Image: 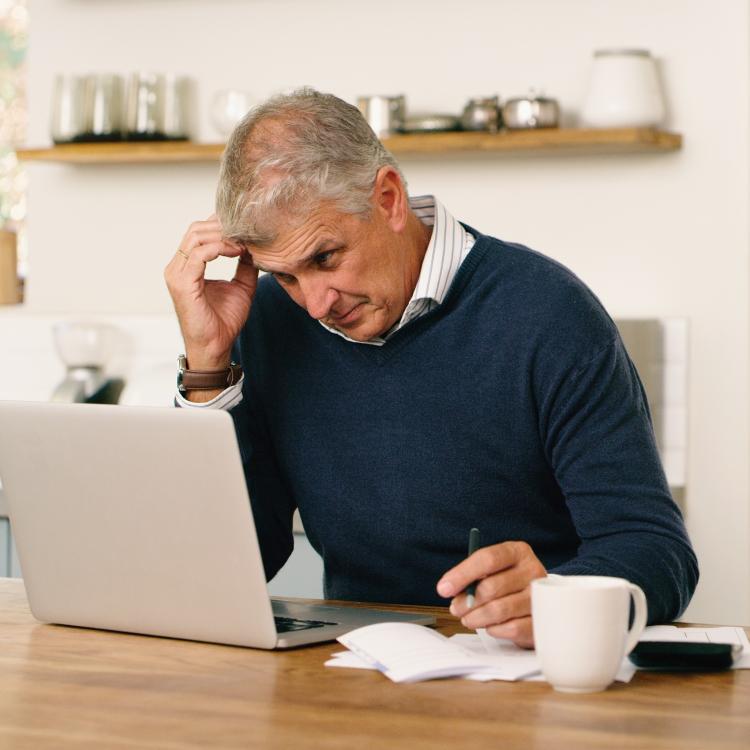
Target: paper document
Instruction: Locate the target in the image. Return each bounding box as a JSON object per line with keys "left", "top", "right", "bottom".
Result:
{"left": 337, "top": 622, "right": 490, "bottom": 683}
{"left": 330, "top": 622, "right": 749, "bottom": 683}
{"left": 328, "top": 629, "right": 636, "bottom": 683}
{"left": 447, "top": 633, "right": 544, "bottom": 681}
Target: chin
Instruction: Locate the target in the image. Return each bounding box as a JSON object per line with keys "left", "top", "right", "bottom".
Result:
{"left": 342, "top": 317, "right": 388, "bottom": 342}
{"left": 341, "top": 327, "right": 377, "bottom": 342}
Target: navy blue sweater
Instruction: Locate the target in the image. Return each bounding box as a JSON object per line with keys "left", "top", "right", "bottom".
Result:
{"left": 231, "top": 231, "right": 698, "bottom": 622}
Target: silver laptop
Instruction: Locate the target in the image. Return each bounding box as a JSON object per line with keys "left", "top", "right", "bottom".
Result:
{"left": 0, "top": 401, "right": 434, "bottom": 648}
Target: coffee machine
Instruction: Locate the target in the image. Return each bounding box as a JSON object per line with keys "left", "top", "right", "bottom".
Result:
{"left": 50, "top": 321, "right": 125, "bottom": 404}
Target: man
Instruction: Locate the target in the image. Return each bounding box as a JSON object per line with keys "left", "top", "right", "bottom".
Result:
{"left": 165, "top": 88, "right": 698, "bottom": 648}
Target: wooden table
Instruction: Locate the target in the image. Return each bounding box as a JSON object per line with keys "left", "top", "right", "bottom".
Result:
{"left": 0, "top": 578, "right": 747, "bottom": 749}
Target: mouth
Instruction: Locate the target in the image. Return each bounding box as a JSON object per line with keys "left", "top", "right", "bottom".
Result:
{"left": 329, "top": 303, "right": 364, "bottom": 327}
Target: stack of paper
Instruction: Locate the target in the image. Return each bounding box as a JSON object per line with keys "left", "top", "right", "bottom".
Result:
{"left": 335, "top": 623, "right": 491, "bottom": 683}
{"left": 328, "top": 623, "right": 749, "bottom": 684}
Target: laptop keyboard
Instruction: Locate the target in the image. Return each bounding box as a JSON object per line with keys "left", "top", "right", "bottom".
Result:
{"left": 274, "top": 615, "right": 338, "bottom": 633}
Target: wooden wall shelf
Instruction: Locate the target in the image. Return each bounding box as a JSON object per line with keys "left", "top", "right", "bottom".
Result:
{"left": 15, "top": 128, "right": 682, "bottom": 164}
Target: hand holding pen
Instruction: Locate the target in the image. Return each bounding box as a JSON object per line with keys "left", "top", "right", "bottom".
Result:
{"left": 436, "top": 529, "right": 548, "bottom": 650}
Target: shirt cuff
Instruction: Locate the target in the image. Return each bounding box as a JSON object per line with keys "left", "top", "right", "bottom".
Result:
{"left": 174, "top": 375, "right": 244, "bottom": 410}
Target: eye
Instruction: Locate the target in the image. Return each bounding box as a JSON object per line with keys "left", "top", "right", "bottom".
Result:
{"left": 315, "top": 250, "right": 336, "bottom": 267}
{"left": 273, "top": 272, "right": 296, "bottom": 285}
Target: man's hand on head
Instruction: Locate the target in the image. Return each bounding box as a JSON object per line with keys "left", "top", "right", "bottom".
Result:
{"left": 436, "top": 541, "right": 547, "bottom": 649}
{"left": 164, "top": 214, "right": 258, "bottom": 372}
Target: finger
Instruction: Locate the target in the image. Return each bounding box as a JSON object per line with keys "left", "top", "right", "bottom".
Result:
{"left": 205, "top": 213, "right": 232, "bottom": 237}
{"left": 448, "top": 548, "right": 546, "bottom": 618}
{"left": 460, "top": 589, "right": 530, "bottom": 630}
{"left": 185, "top": 217, "right": 222, "bottom": 237}
{"left": 180, "top": 226, "right": 224, "bottom": 254}
{"left": 436, "top": 541, "right": 526, "bottom": 599}
{"left": 473, "top": 554, "right": 546, "bottom": 605}
{"left": 451, "top": 567, "right": 533, "bottom": 616}
{"left": 166, "top": 241, "right": 241, "bottom": 285}
{"left": 231, "top": 256, "right": 259, "bottom": 294}
{"left": 182, "top": 240, "right": 244, "bottom": 268}
{"left": 486, "top": 615, "right": 535, "bottom": 649}
{"left": 449, "top": 592, "right": 470, "bottom": 617}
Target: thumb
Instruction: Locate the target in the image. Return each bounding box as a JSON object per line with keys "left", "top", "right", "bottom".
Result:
{"left": 232, "top": 256, "right": 259, "bottom": 295}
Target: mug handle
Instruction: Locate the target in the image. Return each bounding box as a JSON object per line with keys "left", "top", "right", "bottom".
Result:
{"left": 624, "top": 582, "right": 648, "bottom": 655}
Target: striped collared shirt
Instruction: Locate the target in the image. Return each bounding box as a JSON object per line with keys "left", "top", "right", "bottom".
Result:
{"left": 176, "top": 195, "right": 475, "bottom": 409}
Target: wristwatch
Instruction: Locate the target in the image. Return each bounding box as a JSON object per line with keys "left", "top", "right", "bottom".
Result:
{"left": 177, "top": 355, "right": 243, "bottom": 394}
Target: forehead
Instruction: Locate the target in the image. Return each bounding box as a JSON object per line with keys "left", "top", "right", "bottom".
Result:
{"left": 248, "top": 203, "right": 363, "bottom": 269}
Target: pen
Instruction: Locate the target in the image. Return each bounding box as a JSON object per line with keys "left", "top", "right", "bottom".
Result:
{"left": 466, "top": 527, "right": 480, "bottom": 608}
{"left": 465, "top": 527, "right": 495, "bottom": 653}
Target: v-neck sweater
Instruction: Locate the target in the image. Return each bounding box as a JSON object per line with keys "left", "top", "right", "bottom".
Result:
{"left": 231, "top": 230, "right": 698, "bottom": 622}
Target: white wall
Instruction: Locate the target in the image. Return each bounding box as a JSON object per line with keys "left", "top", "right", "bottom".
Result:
{"left": 6, "top": 0, "right": 749, "bottom": 623}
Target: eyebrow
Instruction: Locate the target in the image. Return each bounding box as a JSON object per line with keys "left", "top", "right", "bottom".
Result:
{"left": 251, "top": 240, "right": 339, "bottom": 275}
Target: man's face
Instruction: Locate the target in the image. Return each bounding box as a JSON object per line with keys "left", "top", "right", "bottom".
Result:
{"left": 248, "top": 201, "right": 419, "bottom": 341}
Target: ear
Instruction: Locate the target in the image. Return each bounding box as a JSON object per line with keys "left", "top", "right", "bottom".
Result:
{"left": 372, "top": 166, "right": 409, "bottom": 233}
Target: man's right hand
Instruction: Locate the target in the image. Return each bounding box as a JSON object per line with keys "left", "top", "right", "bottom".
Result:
{"left": 164, "top": 215, "right": 258, "bottom": 377}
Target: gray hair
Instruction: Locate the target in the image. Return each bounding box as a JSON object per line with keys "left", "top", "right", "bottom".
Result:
{"left": 215, "top": 87, "right": 406, "bottom": 246}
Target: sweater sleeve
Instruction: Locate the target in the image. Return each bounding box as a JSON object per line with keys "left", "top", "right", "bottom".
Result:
{"left": 539, "top": 336, "right": 699, "bottom": 623}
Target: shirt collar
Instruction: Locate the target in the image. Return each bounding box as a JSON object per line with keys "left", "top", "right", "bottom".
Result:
{"left": 407, "top": 195, "right": 469, "bottom": 309}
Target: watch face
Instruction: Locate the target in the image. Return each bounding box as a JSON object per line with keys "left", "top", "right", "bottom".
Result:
{"left": 177, "top": 355, "right": 187, "bottom": 393}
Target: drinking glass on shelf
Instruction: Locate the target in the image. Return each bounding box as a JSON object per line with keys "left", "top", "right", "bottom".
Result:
{"left": 125, "top": 72, "right": 162, "bottom": 139}
{"left": 210, "top": 90, "right": 253, "bottom": 138}
{"left": 50, "top": 75, "right": 85, "bottom": 143}
{"left": 81, "top": 74, "right": 125, "bottom": 141}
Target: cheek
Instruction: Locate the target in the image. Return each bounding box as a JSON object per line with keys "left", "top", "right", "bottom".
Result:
{"left": 282, "top": 285, "right": 306, "bottom": 309}
{"left": 360, "top": 264, "right": 398, "bottom": 303}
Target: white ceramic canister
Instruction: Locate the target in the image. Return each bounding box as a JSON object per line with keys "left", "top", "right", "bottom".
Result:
{"left": 581, "top": 49, "right": 665, "bottom": 128}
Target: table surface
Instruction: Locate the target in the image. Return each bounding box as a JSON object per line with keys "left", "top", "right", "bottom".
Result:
{"left": 0, "top": 578, "right": 748, "bottom": 750}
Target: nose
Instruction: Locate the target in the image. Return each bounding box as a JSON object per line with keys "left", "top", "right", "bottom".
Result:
{"left": 299, "top": 276, "right": 339, "bottom": 320}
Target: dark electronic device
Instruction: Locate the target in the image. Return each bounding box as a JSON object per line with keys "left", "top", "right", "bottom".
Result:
{"left": 629, "top": 641, "right": 741, "bottom": 671}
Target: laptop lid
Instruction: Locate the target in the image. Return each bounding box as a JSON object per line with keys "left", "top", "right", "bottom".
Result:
{"left": 0, "top": 401, "right": 434, "bottom": 649}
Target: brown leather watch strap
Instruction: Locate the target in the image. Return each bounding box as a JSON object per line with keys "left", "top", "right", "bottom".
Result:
{"left": 177, "top": 355, "right": 243, "bottom": 393}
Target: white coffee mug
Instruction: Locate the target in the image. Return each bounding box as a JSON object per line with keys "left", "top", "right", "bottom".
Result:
{"left": 531, "top": 575, "right": 647, "bottom": 693}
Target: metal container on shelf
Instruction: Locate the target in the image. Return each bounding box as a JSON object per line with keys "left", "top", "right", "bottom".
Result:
{"left": 460, "top": 97, "right": 500, "bottom": 132}
{"left": 502, "top": 94, "right": 560, "bottom": 130}
{"left": 401, "top": 113, "right": 460, "bottom": 133}
{"left": 357, "top": 95, "right": 406, "bottom": 137}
